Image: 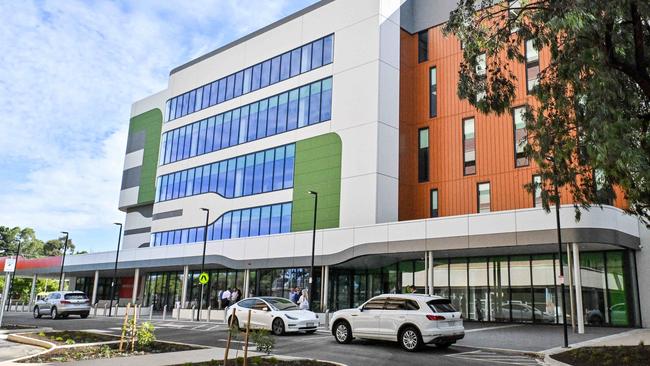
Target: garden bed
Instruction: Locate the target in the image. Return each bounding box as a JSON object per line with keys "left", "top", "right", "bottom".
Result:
{"left": 551, "top": 345, "right": 650, "bottom": 366}
{"left": 18, "top": 341, "right": 200, "bottom": 363}
{"left": 24, "top": 330, "right": 118, "bottom": 345}
{"left": 174, "top": 358, "right": 338, "bottom": 366}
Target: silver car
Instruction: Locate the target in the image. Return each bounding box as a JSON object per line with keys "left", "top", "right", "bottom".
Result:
{"left": 33, "top": 291, "right": 91, "bottom": 319}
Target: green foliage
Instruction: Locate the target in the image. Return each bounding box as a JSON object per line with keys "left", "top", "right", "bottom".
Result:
{"left": 65, "top": 338, "right": 75, "bottom": 345}
{"left": 444, "top": 0, "right": 650, "bottom": 222}
{"left": 137, "top": 322, "right": 156, "bottom": 348}
{"left": 250, "top": 329, "right": 274, "bottom": 355}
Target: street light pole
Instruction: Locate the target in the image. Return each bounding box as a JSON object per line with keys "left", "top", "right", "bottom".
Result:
{"left": 5, "top": 240, "right": 23, "bottom": 311}
{"left": 554, "top": 184, "right": 569, "bottom": 348}
{"left": 58, "top": 232, "right": 69, "bottom": 291}
{"left": 198, "top": 208, "right": 209, "bottom": 321}
{"left": 308, "top": 191, "right": 318, "bottom": 311}
{"left": 108, "top": 223, "right": 122, "bottom": 317}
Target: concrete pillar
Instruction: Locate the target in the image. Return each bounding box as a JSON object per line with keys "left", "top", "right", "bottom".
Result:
{"left": 243, "top": 269, "right": 250, "bottom": 298}
{"left": 572, "top": 243, "right": 585, "bottom": 334}
{"left": 132, "top": 268, "right": 140, "bottom": 305}
{"left": 567, "top": 243, "right": 576, "bottom": 330}
{"left": 29, "top": 274, "right": 38, "bottom": 304}
{"left": 181, "top": 265, "right": 189, "bottom": 308}
{"left": 59, "top": 273, "right": 65, "bottom": 291}
{"left": 91, "top": 271, "right": 99, "bottom": 304}
{"left": 321, "top": 265, "right": 329, "bottom": 311}
{"left": 428, "top": 251, "right": 434, "bottom": 295}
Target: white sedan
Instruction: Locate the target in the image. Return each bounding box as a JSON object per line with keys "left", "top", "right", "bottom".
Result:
{"left": 226, "top": 296, "right": 319, "bottom": 335}
{"left": 329, "top": 293, "right": 464, "bottom": 351}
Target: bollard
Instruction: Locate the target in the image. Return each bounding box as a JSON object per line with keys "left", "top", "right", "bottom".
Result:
{"left": 149, "top": 304, "right": 153, "bottom": 321}
{"left": 325, "top": 310, "right": 330, "bottom": 328}
{"left": 177, "top": 305, "right": 181, "bottom": 320}
{"left": 103, "top": 304, "right": 108, "bottom": 316}
{"left": 115, "top": 303, "right": 119, "bottom": 316}
{"left": 13, "top": 302, "right": 17, "bottom": 312}
{"left": 93, "top": 305, "right": 98, "bottom": 317}
{"left": 191, "top": 305, "right": 196, "bottom": 322}
{"left": 207, "top": 306, "right": 211, "bottom": 322}
{"left": 22, "top": 302, "right": 26, "bottom": 312}
{"left": 162, "top": 305, "right": 167, "bottom": 321}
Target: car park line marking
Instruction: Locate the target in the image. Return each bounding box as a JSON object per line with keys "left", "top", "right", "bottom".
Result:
{"left": 464, "top": 324, "right": 522, "bottom": 333}
{"left": 446, "top": 350, "right": 541, "bottom": 365}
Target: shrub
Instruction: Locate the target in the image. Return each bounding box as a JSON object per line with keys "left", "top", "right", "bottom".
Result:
{"left": 250, "top": 329, "right": 274, "bottom": 355}
{"left": 137, "top": 322, "right": 156, "bottom": 349}
{"left": 65, "top": 338, "right": 75, "bottom": 345}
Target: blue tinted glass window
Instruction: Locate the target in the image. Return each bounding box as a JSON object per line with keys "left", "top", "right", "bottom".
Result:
{"left": 161, "top": 232, "right": 169, "bottom": 245}
{"left": 253, "top": 152, "right": 264, "bottom": 194}
{"left": 181, "top": 229, "right": 189, "bottom": 243}
{"left": 155, "top": 177, "right": 162, "bottom": 201}
{"left": 287, "top": 89, "right": 299, "bottom": 130}
{"left": 267, "top": 96, "right": 278, "bottom": 136}
{"left": 217, "top": 78, "right": 226, "bottom": 103}
{"left": 173, "top": 172, "right": 181, "bottom": 199}
{"left": 270, "top": 56, "right": 281, "bottom": 84}
{"left": 164, "top": 132, "right": 172, "bottom": 164}
{"left": 205, "top": 117, "right": 215, "bottom": 153}
{"left": 323, "top": 35, "right": 334, "bottom": 64}
{"left": 197, "top": 120, "right": 207, "bottom": 155}
{"left": 195, "top": 88, "right": 202, "bottom": 111}
{"left": 280, "top": 52, "right": 291, "bottom": 80}
{"left": 181, "top": 93, "right": 190, "bottom": 116}
{"left": 273, "top": 146, "right": 285, "bottom": 190}
{"left": 250, "top": 208, "right": 261, "bottom": 236}
{"left": 270, "top": 204, "right": 282, "bottom": 234}
{"left": 260, "top": 206, "right": 271, "bottom": 235}
{"left": 169, "top": 99, "right": 176, "bottom": 121}
{"left": 231, "top": 211, "right": 241, "bottom": 239}
{"left": 309, "top": 82, "right": 322, "bottom": 124}
{"left": 243, "top": 67, "right": 252, "bottom": 94}
{"left": 226, "top": 74, "right": 235, "bottom": 100}
{"left": 202, "top": 85, "right": 211, "bottom": 108}
{"left": 188, "top": 228, "right": 197, "bottom": 243}
{"left": 277, "top": 93, "right": 288, "bottom": 133}
{"left": 213, "top": 115, "right": 223, "bottom": 150}
{"left": 201, "top": 165, "right": 210, "bottom": 193}
{"left": 159, "top": 175, "right": 167, "bottom": 201}
{"left": 186, "top": 169, "right": 195, "bottom": 196}
{"left": 243, "top": 154, "right": 255, "bottom": 196}
{"left": 209, "top": 81, "right": 219, "bottom": 105}
{"left": 193, "top": 166, "right": 203, "bottom": 195}
{"left": 213, "top": 218, "right": 223, "bottom": 240}
{"left": 321, "top": 78, "right": 332, "bottom": 121}
{"left": 222, "top": 212, "right": 232, "bottom": 239}
{"left": 226, "top": 158, "right": 236, "bottom": 197}
{"left": 234, "top": 71, "right": 244, "bottom": 97}
{"left": 298, "top": 85, "right": 310, "bottom": 127}
{"left": 196, "top": 227, "right": 205, "bottom": 243}
{"left": 251, "top": 64, "right": 262, "bottom": 91}
{"left": 190, "top": 123, "right": 199, "bottom": 157}
{"left": 179, "top": 171, "right": 188, "bottom": 198}
{"left": 234, "top": 156, "right": 245, "bottom": 197}
{"left": 263, "top": 149, "right": 274, "bottom": 192}
{"left": 221, "top": 112, "right": 232, "bottom": 148}
{"left": 290, "top": 48, "right": 301, "bottom": 77}
{"left": 247, "top": 103, "right": 258, "bottom": 141}
{"left": 174, "top": 97, "right": 182, "bottom": 119}
{"left": 284, "top": 144, "right": 295, "bottom": 188}
{"left": 311, "top": 39, "right": 323, "bottom": 69}
{"left": 240, "top": 209, "right": 251, "bottom": 237}
{"left": 257, "top": 100, "right": 268, "bottom": 139}
{"left": 281, "top": 203, "right": 292, "bottom": 232}
{"left": 188, "top": 90, "right": 196, "bottom": 114}
{"left": 209, "top": 163, "right": 219, "bottom": 192}
{"left": 261, "top": 60, "right": 271, "bottom": 88}
{"left": 238, "top": 106, "right": 249, "bottom": 144}
{"left": 182, "top": 126, "right": 191, "bottom": 159}
{"left": 217, "top": 161, "right": 227, "bottom": 196}
{"left": 301, "top": 44, "right": 312, "bottom": 73}
{"left": 170, "top": 129, "right": 179, "bottom": 163}
{"left": 230, "top": 109, "right": 240, "bottom": 147}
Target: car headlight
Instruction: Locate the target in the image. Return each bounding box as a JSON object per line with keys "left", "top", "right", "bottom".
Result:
{"left": 285, "top": 314, "right": 298, "bottom": 320}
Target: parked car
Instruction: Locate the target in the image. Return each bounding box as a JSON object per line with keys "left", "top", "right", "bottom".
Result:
{"left": 225, "top": 296, "right": 319, "bottom": 335}
{"left": 329, "top": 294, "right": 464, "bottom": 352}
{"left": 33, "top": 291, "right": 91, "bottom": 319}
{"left": 493, "top": 301, "right": 556, "bottom": 323}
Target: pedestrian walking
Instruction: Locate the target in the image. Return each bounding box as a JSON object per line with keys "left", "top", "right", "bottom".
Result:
{"left": 221, "top": 288, "right": 231, "bottom": 308}
{"left": 298, "top": 289, "right": 310, "bottom": 310}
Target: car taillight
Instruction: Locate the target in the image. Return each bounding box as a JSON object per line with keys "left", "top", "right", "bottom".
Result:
{"left": 60, "top": 300, "right": 71, "bottom": 304}
{"left": 426, "top": 315, "right": 445, "bottom": 321}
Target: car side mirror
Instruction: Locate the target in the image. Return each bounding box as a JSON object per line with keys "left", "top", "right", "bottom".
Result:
{"left": 359, "top": 307, "right": 364, "bottom": 312}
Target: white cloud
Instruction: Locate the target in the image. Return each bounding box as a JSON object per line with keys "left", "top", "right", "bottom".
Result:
{"left": 0, "top": 0, "right": 316, "bottom": 250}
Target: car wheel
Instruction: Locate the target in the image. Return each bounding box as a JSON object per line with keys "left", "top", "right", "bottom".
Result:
{"left": 51, "top": 307, "right": 59, "bottom": 319}
{"left": 33, "top": 307, "right": 41, "bottom": 319}
{"left": 272, "top": 318, "right": 285, "bottom": 336}
{"left": 80, "top": 312, "right": 89, "bottom": 319}
{"left": 399, "top": 326, "right": 422, "bottom": 352}
{"left": 333, "top": 320, "right": 352, "bottom": 344}
{"left": 435, "top": 342, "right": 452, "bottom": 349}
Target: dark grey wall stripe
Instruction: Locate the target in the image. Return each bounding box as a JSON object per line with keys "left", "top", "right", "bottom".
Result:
{"left": 124, "top": 227, "right": 151, "bottom": 236}
{"left": 126, "top": 130, "right": 146, "bottom": 154}
{"left": 152, "top": 209, "right": 183, "bottom": 221}
{"left": 121, "top": 166, "right": 142, "bottom": 190}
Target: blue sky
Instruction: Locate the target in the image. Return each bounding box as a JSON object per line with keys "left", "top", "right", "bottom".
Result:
{"left": 0, "top": 0, "right": 317, "bottom": 253}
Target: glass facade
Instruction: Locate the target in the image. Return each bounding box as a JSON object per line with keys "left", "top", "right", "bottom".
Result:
{"left": 160, "top": 78, "right": 332, "bottom": 165}
{"left": 165, "top": 34, "right": 334, "bottom": 122}
{"left": 156, "top": 144, "right": 295, "bottom": 202}
{"left": 329, "top": 251, "right": 636, "bottom": 327}
{"left": 151, "top": 202, "right": 292, "bottom": 246}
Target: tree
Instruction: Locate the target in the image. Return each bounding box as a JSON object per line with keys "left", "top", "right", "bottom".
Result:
{"left": 444, "top": 0, "right": 650, "bottom": 222}
{"left": 43, "top": 236, "right": 76, "bottom": 257}
{"left": 0, "top": 226, "right": 44, "bottom": 258}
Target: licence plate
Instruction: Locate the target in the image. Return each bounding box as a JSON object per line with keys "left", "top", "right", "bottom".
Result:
{"left": 448, "top": 321, "right": 459, "bottom": 327}
{"left": 306, "top": 322, "right": 314, "bottom": 327}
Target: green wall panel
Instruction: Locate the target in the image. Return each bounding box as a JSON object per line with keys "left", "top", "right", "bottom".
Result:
{"left": 291, "top": 133, "right": 342, "bottom": 232}
{"left": 129, "top": 109, "right": 162, "bottom": 205}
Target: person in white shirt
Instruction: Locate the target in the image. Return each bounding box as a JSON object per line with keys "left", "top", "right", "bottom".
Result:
{"left": 298, "top": 289, "right": 310, "bottom": 310}
{"left": 221, "top": 288, "right": 232, "bottom": 308}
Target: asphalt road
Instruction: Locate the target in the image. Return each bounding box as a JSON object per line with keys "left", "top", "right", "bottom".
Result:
{"left": 1, "top": 312, "right": 563, "bottom": 366}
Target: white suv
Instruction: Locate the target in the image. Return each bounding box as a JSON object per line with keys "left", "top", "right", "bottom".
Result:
{"left": 329, "top": 294, "right": 464, "bottom": 351}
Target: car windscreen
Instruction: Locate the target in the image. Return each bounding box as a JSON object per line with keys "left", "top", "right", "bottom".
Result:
{"left": 262, "top": 297, "right": 298, "bottom": 311}
{"left": 427, "top": 299, "right": 457, "bottom": 313}
{"left": 64, "top": 293, "right": 88, "bottom": 300}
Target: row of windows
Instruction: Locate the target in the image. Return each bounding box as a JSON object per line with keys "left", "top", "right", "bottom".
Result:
{"left": 160, "top": 78, "right": 332, "bottom": 165}
{"left": 165, "top": 34, "right": 334, "bottom": 122}
{"left": 155, "top": 144, "right": 295, "bottom": 202}
{"left": 151, "top": 202, "right": 292, "bottom": 246}
{"left": 428, "top": 176, "right": 542, "bottom": 218}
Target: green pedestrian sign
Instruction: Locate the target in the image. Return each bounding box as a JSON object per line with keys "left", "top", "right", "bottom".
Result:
{"left": 198, "top": 272, "right": 209, "bottom": 285}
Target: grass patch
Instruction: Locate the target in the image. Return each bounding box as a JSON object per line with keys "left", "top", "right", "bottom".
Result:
{"left": 551, "top": 345, "right": 650, "bottom": 366}
{"left": 175, "top": 358, "right": 336, "bottom": 366}
{"left": 18, "top": 341, "right": 199, "bottom": 363}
